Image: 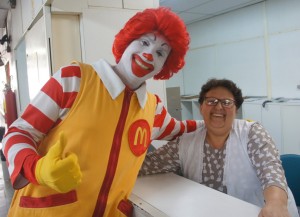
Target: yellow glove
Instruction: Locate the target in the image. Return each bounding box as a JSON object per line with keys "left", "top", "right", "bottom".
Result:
{"left": 35, "top": 132, "right": 82, "bottom": 193}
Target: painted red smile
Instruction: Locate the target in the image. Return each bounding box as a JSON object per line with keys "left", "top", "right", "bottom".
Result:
{"left": 131, "top": 54, "right": 154, "bottom": 77}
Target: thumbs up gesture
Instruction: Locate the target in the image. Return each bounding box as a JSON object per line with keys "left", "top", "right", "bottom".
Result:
{"left": 35, "top": 132, "right": 82, "bottom": 193}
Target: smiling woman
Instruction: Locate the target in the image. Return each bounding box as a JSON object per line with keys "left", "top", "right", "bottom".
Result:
{"left": 140, "top": 78, "right": 299, "bottom": 217}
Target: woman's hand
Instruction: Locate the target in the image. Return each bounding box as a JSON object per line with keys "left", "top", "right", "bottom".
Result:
{"left": 259, "top": 202, "right": 290, "bottom": 217}
{"left": 259, "top": 186, "right": 290, "bottom": 217}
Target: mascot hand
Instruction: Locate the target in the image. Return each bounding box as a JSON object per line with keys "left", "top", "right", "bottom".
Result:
{"left": 35, "top": 132, "right": 82, "bottom": 193}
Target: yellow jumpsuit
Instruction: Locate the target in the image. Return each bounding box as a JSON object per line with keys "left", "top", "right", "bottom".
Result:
{"left": 8, "top": 63, "right": 156, "bottom": 217}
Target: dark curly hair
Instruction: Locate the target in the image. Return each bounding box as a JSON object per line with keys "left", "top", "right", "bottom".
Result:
{"left": 198, "top": 78, "right": 244, "bottom": 109}
{"left": 112, "top": 7, "right": 190, "bottom": 80}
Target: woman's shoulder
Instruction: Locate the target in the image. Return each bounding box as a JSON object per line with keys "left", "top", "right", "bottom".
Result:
{"left": 232, "top": 119, "right": 258, "bottom": 129}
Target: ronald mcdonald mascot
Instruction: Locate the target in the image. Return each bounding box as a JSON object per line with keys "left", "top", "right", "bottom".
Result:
{"left": 2, "top": 7, "right": 199, "bottom": 217}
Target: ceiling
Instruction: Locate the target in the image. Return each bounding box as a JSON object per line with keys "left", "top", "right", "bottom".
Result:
{"left": 0, "top": 0, "right": 266, "bottom": 32}
{"left": 159, "top": 0, "right": 265, "bottom": 24}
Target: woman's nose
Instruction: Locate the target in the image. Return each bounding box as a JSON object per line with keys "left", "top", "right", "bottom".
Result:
{"left": 215, "top": 101, "right": 224, "bottom": 109}
{"left": 143, "top": 53, "right": 153, "bottom": 61}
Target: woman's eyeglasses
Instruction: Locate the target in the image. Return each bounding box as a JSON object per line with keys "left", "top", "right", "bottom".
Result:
{"left": 204, "top": 97, "right": 236, "bottom": 108}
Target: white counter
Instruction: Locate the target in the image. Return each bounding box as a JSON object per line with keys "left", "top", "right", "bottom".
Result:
{"left": 130, "top": 173, "right": 260, "bottom": 217}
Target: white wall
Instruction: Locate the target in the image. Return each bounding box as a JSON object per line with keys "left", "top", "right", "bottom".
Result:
{"left": 51, "top": 14, "right": 82, "bottom": 72}
{"left": 80, "top": 7, "right": 137, "bottom": 64}
{"left": 15, "top": 39, "right": 30, "bottom": 113}
{"left": 167, "top": 0, "right": 300, "bottom": 99}
{"left": 25, "top": 15, "right": 51, "bottom": 100}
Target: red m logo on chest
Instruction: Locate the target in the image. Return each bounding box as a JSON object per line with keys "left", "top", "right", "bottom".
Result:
{"left": 128, "top": 120, "right": 151, "bottom": 156}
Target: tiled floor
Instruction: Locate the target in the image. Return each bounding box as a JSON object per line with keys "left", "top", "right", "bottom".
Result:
{"left": 0, "top": 161, "right": 13, "bottom": 217}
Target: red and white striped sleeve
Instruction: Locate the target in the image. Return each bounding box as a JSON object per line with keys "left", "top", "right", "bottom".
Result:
{"left": 2, "top": 64, "right": 82, "bottom": 189}
{"left": 151, "top": 95, "right": 200, "bottom": 141}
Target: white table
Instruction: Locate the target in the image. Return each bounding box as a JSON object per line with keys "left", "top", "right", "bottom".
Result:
{"left": 130, "top": 173, "right": 261, "bottom": 217}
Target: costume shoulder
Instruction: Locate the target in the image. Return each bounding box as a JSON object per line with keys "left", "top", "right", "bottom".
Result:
{"left": 71, "top": 61, "right": 94, "bottom": 73}
{"left": 181, "top": 120, "right": 205, "bottom": 139}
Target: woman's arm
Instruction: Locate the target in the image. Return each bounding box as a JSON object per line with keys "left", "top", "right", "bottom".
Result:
{"left": 139, "top": 138, "right": 181, "bottom": 176}
{"left": 247, "top": 122, "right": 290, "bottom": 217}
{"left": 259, "top": 186, "right": 290, "bottom": 217}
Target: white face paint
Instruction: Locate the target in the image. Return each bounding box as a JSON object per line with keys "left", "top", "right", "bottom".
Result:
{"left": 114, "top": 33, "right": 171, "bottom": 90}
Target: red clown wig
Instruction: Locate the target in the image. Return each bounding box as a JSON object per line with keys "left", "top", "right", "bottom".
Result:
{"left": 112, "top": 7, "right": 190, "bottom": 80}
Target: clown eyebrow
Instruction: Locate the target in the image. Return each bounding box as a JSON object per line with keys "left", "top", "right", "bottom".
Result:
{"left": 161, "top": 43, "right": 169, "bottom": 48}
{"left": 145, "top": 33, "right": 170, "bottom": 50}
{"left": 142, "top": 34, "right": 156, "bottom": 42}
